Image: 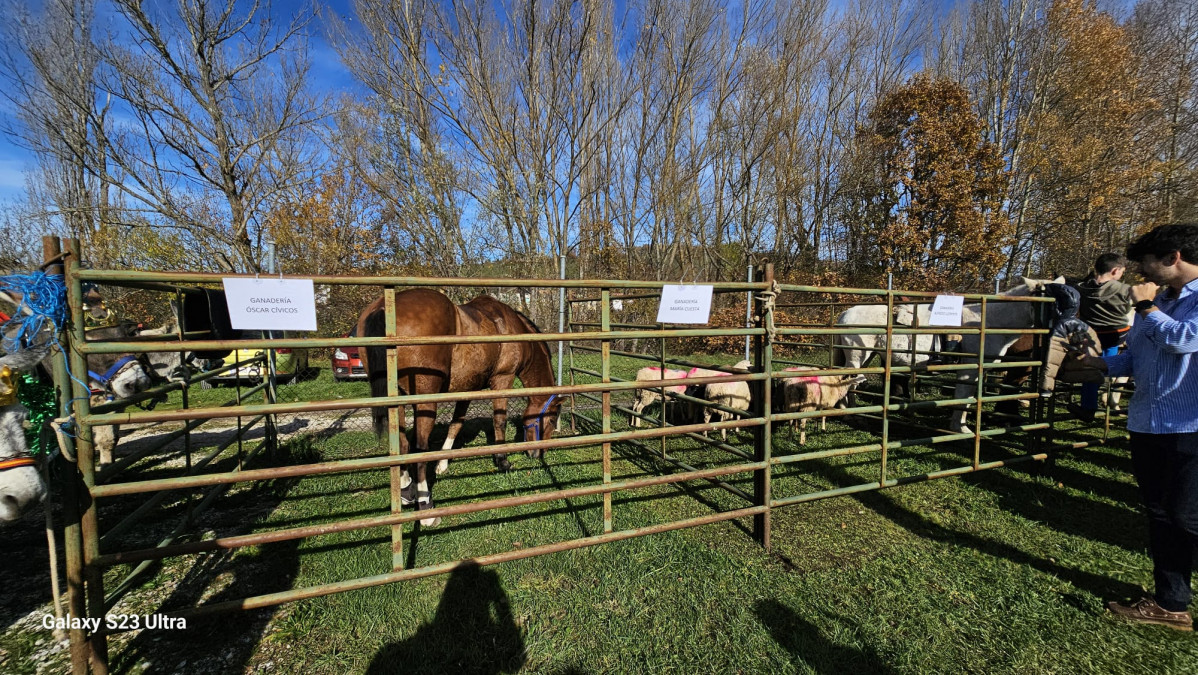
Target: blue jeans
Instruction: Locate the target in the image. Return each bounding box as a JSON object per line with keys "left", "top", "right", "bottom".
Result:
{"left": 1080, "top": 343, "right": 1121, "bottom": 411}
{"left": 1129, "top": 431, "right": 1198, "bottom": 612}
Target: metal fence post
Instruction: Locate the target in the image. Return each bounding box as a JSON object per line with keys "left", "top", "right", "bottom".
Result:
{"left": 753, "top": 264, "right": 774, "bottom": 550}
{"left": 65, "top": 238, "right": 110, "bottom": 673}
{"left": 601, "top": 287, "right": 613, "bottom": 533}
{"left": 974, "top": 298, "right": 989, "bottom": 468}
{"left": 881, "top": 274, "right": 893, "bottom": 486}
{"left": 384, "top": 288, "right": 405, "bottom": 571}
{"left": 745, "top": 264, "right": 752, "bottom": 363}
{"left": 264, "top": 240, "right": 279, "bottom": 455}
{"left": 45, "top": 237, "right": 88, "bottom": 675}
{"left": 557, "top": 255, "right": 566, "bottom": 431}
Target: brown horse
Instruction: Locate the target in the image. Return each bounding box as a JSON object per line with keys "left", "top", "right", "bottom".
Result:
{"left": 358, "top": 289, "right": 562, "bottom": 526}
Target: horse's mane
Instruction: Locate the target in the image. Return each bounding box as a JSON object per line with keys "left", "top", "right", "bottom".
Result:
{"left": 510, "top": 307, "right": 542, "bottom": 334}
{"left": 509, "top": 306, "right": 551, "bottom": 362}
{"left": 1001, "top": 284, "right": 1032, "bottom": 297}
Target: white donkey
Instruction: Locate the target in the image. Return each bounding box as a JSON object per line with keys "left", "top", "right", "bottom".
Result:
{"left": 0, "top": 347, "right": 50, "bottom": 525}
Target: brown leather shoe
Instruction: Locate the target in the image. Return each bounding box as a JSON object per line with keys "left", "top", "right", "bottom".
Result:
{"left": 1108, "top": 597, "right": 1194, "bottom": 631}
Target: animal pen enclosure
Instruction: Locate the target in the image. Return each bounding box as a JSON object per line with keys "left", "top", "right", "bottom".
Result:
{"left": 43, "top": 237, "right": 1100, "bottom": 675}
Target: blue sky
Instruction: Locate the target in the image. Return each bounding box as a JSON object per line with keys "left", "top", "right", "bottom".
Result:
{"left": 0, "top": 0, "right": 362, "bottom": 205}
{"left": 0, "top": 0, "right": 979, "bottom": 210}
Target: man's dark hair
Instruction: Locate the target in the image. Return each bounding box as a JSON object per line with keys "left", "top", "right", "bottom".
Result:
{"left": 1126, "top": 224, "right": 1198, "bottom": 264}
{"left": 1093, "top": 253, "right": 1127, "bottom": 275}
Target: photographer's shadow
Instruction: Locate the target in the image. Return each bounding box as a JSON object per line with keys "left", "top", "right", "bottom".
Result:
{"left": 366, "top": 561, "right": 526, "bottom": 675}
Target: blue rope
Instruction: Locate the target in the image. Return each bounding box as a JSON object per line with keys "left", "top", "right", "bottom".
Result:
{"left": 0, "top": 272, "right": 93, "bottom": 421}
{"left": 1, "top": 271, "right": 67, "bottom": 353}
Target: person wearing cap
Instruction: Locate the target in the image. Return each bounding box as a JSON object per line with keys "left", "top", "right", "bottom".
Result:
{"left": 1068, "top": 253, "right": 1134, "bottom": 421}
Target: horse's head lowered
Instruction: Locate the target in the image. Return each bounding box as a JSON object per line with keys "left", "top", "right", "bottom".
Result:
{"left": 522, "top": 393, "right": 563, "bottom": 456}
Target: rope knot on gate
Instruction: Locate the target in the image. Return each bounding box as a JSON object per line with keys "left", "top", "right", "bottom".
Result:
{"left": 754, "top": 280, "right": 781, "bottom": 343}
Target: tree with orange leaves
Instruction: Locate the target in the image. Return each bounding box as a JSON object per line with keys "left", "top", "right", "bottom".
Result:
{"left": 1022, "top": 0, "right": 1155, "bottom": 273}
{"left": 842, "top": 74, "right": 1011, "bottom": 291}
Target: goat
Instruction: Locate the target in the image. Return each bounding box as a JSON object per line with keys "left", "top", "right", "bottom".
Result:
{"left": 778, "top": 366, "right": 866, "bottom": 445}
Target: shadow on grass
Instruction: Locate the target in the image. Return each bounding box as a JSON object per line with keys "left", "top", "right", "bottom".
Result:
{"left": 365, "top": 561, "right": 525, "bottom": 675}
{"left": 803, "top": 459, "right": 1146, "bottom": 603}
{"left": 571, "top": 412, "right": 756, "bottom": 540}
{"left": 961, "top": 464, "right": 1145, "bottom": 554}
{"left": 107, "top": 441, "right": 319, "bottom": 674}
{"left": 755, "top": 599, "right": 896, "bottom": 674}
{"left": 1013, "top": 454, "right": 1140, "bottom": 508}
{"left": 108, "top": 525, "right": 301, "bottom": 674}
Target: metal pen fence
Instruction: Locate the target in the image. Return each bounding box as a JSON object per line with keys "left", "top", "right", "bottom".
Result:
{"left": 48, "top": 240, "right": 1082, "bottom": 675}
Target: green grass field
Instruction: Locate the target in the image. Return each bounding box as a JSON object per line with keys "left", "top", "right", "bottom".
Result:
{"left": 3, "top": 351, "right": 1196, "bottom": 674}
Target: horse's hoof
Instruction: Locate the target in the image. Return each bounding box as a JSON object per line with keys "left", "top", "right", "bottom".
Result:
{"left": 416, "top": 492, "right": 439, "bottom": 526}
{"left": 435, "top": 459, "right": 450, "bottom": 475}
{"left": 525, "top": 448, "right": 542, "bottom": 459}
{"left": 493, "top": 456, "right": 512, "bottom": 472}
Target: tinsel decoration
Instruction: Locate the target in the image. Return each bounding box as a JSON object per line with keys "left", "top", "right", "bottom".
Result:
{"left": 17, "top": 372, "right": 56, "bottom": 453}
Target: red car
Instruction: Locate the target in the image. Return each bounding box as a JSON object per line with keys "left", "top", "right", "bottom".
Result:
{"left": 332, "top": 327, "right": 367, "bottom": 381}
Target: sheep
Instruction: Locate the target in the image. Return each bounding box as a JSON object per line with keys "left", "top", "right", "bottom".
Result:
{"left": 778, "top": 366, "right": 866, "bottom": 445}
{"left": 629, "top": 366, "right": 695, "bottom": 427}
{"left": 689, "top": 360, "right": 753, "bottom": 441}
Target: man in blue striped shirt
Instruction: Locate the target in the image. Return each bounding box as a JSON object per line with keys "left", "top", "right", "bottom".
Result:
{"left": 1078, "top": 224, "right": 1198, "bottom": 630}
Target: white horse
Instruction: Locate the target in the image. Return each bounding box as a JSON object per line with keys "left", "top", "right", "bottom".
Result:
{"left": 0, "top": 347, "right": 50, "bottom": 525}
{"left": 948, "top": 278, "right": 1063, "bottom": 433}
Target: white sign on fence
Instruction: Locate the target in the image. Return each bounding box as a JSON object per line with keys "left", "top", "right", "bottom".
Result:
{"left": 222, "top": 277, "right": 318, "bottom": 331}
{"left": 928, "top": 294, "right": 965, "bottom": 326}
{"left": 656, "top": 285, "right": 714, "bottom": 324}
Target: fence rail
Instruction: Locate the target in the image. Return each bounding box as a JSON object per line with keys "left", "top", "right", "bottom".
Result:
{"left": 51, "top": 241, "right": 1085, "bottom": 675}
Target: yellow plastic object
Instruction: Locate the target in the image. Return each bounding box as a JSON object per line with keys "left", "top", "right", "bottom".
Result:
{"left": 0, "top": 366, "right": 19, "bottom": 407}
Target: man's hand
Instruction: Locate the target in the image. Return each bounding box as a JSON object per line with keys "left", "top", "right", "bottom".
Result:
{"left": 1131, "top": 282, "right": 1160, "bottom": 304}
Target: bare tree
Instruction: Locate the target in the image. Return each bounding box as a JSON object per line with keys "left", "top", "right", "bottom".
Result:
{"left": 1130, "top": 0, "right": 1198, "bottom": 225}
{"left": 333, "top": 0, "right": 469, "bottom": 277}
{"left": 0, "top": 0, "right": 113, "bottom": 247}
{"left": 822, "top": 0, "right": 930, "bottom": 270}
{"left": 94, "top": 0, "right": 325, "bottom": 272}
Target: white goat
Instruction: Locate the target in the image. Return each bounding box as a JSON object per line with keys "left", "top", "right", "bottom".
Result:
{"left": 779, "top": 366, "right": 866, "bottom": 445}
{"left": 629, "top": 366, "right": 696, "bottom": 427}
{"left": 691, "top": 360, "right": 753, "bottom": 441}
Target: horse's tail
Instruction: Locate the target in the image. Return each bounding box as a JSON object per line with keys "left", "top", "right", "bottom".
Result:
{"left": 363, "top": 308, "right": 389, "bottom": 438}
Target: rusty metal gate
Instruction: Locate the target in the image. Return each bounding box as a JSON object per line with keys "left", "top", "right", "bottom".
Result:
{"left": 48, "top": 239, "right": 1085, "bottom": 674}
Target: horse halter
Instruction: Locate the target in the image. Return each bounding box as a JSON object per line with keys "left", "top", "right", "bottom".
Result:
{"left": 88, "top": 355, "right": 140, "bottom": 397}
{"left": 523, "top": 394, "right": 559, "bottom": 442}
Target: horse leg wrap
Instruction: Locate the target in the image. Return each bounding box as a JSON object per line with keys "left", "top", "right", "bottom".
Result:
{"left": 400, "top": 477, "right": 417, "bottom": 506}
{"left": 416, "top": 491, "right": 433, "bottom": 510}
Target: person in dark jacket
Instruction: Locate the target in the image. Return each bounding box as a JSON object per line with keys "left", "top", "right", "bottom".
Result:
{"left": 1070, "top": 253, "right": 1134, "bottom": 420}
